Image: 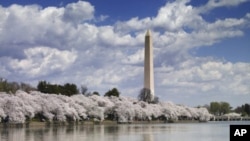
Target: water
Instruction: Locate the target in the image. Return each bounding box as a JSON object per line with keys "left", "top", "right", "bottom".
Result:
{"left": 1, "top": 121, "right": 249, "bottom": 141}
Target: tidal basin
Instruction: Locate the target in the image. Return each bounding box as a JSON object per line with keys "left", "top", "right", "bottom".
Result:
{"left": 1, "top": 121, "right": 249, "bottom": 141}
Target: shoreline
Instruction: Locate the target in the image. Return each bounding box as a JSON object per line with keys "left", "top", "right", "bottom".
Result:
{"left": 1, "top": 119, "right": 249, "bottom": 128}
{"left": 0, "top": 120, "right": 203, "bottom": 128}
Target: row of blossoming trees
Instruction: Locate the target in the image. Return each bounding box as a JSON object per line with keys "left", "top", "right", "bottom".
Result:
{"left": 0, "top": 91, "right": 212, "bottom": 123}
{"left": 0, "top": 78, "right": 212, "bottom": 124}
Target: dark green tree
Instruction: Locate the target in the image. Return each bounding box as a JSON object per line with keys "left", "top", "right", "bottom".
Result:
{"left": 138, "top": 88, "right": 151, "bottom": 102}
{"left": 235, "top": 103, "right": 250, "bottom": 116}
{"left": 219, "top": 102, "right": 231, "bottom": 115}
{"left": 138, "top": 88, "right": 159, "bottom": 103}
{"left": 37, "top": 81, "right": 79, "bottom": 96}
{"left": 93, "top": 91, "right": 100, "bottom": 96}
{"left": 244, "top": 104, "right": 250, "bottom": 115}
{"left": 104, "top": 88, "right": 120, "bottom": 97}
{"left": 209, "top": 102, "right": 220, "bottom": 115}
{"left": 209, "top": 101, "right": 231, "bottom": 115}
{"left": 63, "top": 83, "right": 79, "bottom": 96}
{"left": 37, "top": 81, "right": 48, "bottom": 93}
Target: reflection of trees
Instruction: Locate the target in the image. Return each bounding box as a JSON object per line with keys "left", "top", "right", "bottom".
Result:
{"left": 143, "top": 133, "right": 154, "bottom": 141}
{"left": 0, "top": 124, "right": 158, "bottom": 141}
{"left": 104, "top": 125, "right": 119, "bottom": 134}
{"left": 115, "top": 124, "right": 155, "bottom": 141}
{"left": 29, "top": 128, "right": 50, "bottom": 141}
{"left": 142, "top": 125, "right": 154, "bottom": 141}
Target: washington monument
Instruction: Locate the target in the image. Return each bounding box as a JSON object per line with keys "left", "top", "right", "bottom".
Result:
{"left": 144, "top": 30, "right": 154, "bottom": 100}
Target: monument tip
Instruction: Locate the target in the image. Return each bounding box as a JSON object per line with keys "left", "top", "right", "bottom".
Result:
{"left": 146, "top": 29, "right": 151, "bottom": 36}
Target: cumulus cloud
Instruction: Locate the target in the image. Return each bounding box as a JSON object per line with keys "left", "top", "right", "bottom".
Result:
{"left": 8, "top": 47, "right": 77, "bottom": 77}
{"left": 114, "top": 0, "right": 204, "bottom": 32}
{"left": 203, "top": 0, "right": 250, "bottom": 10}
{"left": 153, "top": 0, "right": 203, "bottom": 31}
{"left": 0, "top": 0, "right": 249, "bottom": 107}
{"left": 114, "top": 0, "right": 249, "bottom": 51}
{"left": 159, "top": 59, "right": 250, "bottom": 95}
{"left": 63, "top": 1, "right": 94, "bottom": 24}
{"left": 122, "top": 49, "right": 144, "bottom": 65}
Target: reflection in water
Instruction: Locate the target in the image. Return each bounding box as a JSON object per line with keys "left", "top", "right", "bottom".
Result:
{"left": 143, "top": 129, "right": 154, "bottom": 141}
{"left": 0, "top": 124, "right": 154, "bottom": 141}
{"left": 1, "top": 121, "right": 247, "bottom": 141}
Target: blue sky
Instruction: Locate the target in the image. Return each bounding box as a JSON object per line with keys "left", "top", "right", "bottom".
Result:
{"left": 0, "top": 0, "right": 249, "bottom": 107}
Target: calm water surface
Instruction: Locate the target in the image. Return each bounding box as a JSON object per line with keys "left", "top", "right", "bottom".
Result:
{"left": 1, "top": 121, "right": 249, "bottom": 141}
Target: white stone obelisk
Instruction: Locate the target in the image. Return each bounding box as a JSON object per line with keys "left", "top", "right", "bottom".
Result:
{"left": 144, "top": 29, "right": 154, "bottom": 100}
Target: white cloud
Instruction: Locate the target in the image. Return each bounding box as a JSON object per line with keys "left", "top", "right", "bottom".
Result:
{"left": 114, "top": 0, "right": 204, "bottom": 32}
{"left": 97, "top": 25, "right": 139, "bottom": 47}
{"left": 153, "top": 0, "right": 203, "bottom": 31}
{"left": 9, "top": 47, "right": 77, "bottom": 77}
{"left": 113, "top": 0, "right": 248, "bottom": 52}
{"left": 159, "top": 59, "right": 250, "bottom": 96}
{"left": 115, "top": 17, "right": 151, "bottom": 32}
{"left": 63, "top": 1, "right": 94, "bottom": 23}
{"left": 205, "top": 0, "right": 250, "bottom": 9}
{"left": 122, "top": 49, "right": 144, "bottom": 65}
